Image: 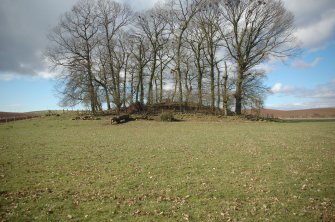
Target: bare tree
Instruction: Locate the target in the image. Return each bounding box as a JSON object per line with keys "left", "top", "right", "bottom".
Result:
{"left": 121, "top": 35, "right": 132, "bottom": 108}
{"left": 185, "top": 18, "right": 206, "bottom": 108}
{"left": 157, "top": 40, "right": 174, "bottom": 103}
{"left": 95, "top": 46, "right": 112, "bottom": 110}
{"left": 166, "top": 0, "right": 205, "bottom": 109}
{"left": 47, "top": 0, "right": 297, "bottom": 115}
{"left": 47, "top": 0, "right": 100, "bottom": 113}
{"left": 96, "top": 0, "right": 133, "bottom": 111}
{"left": 56, "top": 69, "right": 87, "bottom": 108}
{"left": 199, "top": 0, "right": 222, "bottom": 111}
{"left": 242, "top": 70, "right": 270, "bottom": 114}
{"left": 181, "top": 50, "right": 197, "bottom": 104}
{"left": 129, "top": 34, "right": 151, "bottom": 104}
{"left": 136, "top": 6, "right": 169, "bottom": 105}
{"left": 219, "top": 0, "right": 298, "bottom": 114}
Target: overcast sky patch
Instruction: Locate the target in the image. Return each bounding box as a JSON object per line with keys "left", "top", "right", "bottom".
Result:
{"left": 1, "top": 0, "right": 334, "bottom": 80}
{"left": 0, "top": 0, "right": 77, "bottom": 77}
{"left": 283, "top": 0, "right": 335, "bottom": 50}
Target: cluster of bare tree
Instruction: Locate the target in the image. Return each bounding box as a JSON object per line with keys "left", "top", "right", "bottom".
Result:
{"left": 47, "top": 0, "right": 298, "bottom": 115}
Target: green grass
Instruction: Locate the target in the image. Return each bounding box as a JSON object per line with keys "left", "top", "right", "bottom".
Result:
{"left": 0, "top": 116, "right": 334, "bottom": 221}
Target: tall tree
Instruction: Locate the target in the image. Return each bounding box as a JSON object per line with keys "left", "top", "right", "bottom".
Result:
{"left": 166, "top": 0, "right": 205, "bottom": 110}
{"left": 185, "top": 19, "right": 206, "bottom": 108}
{"left": 47, "top": 0, "right": 100, "bottom": 113}
{"left": 96, "top": 0, "right": 133, "bottom": 111}
{"left": 95, "top": 46, "right": 112, "bottom": 110}
{"left": 219, "top": 0, "right": 298, "bottom": 114}
{"left": 157, "top": 41, "right": 174, "bottom": 103}
{"left": 47, "top": 0, "right": 296, "bottom": 114}
{"left": 199, "top": 0, "right": 222, "bottom": 111}
{"left": 129, "top": 34, "right": 151, "bottom": 104}
{"left": 137, "top": 7, "right": 169, "bottom": 105}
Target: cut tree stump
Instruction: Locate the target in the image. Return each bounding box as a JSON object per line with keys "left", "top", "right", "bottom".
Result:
{"left": 111, "top": 115, "right": 130, "bottom": 124}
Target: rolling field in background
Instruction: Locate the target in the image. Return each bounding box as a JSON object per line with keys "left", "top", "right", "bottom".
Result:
{"left": 247, "top": 108, "right": 335, "bottom": 119}
{"left": 0, "top": 116, "right": 334, "bottom": 221}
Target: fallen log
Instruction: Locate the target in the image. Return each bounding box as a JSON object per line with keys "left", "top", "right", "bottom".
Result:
{"left": 111, "top": 114, "right": 130, "bottom": 124}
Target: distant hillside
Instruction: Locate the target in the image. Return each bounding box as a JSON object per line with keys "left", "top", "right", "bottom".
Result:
{"left": 0, "top": 112, "right": 31, "bottom": 118}
{"left": 246, "top": 108, "right": 335, "bottom": 118}
{"left": 0, "top": 112, "right": 38, "bottom": 123}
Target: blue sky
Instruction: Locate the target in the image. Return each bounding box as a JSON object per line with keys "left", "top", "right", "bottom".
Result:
{"left": 0, "top": 0, "right": 335, "bottom": 112}
{"left": 265, "top": 43, "right": 335, "bottom": 110}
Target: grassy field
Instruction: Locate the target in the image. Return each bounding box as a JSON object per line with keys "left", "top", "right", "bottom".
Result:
{"left": 0, "top": 116, "right": 334, "bottom": 221}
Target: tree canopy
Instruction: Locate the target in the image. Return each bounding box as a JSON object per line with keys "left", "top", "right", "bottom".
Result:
{"left": 47, "top": 0, "right": 298, "bottom": 114}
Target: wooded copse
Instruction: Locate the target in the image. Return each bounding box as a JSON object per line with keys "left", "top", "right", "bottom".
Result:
{"left": 47, "top": 0, "right": 298, "bottom": 115}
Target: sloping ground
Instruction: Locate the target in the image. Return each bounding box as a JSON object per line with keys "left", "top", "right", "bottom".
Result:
{"left": 248, "top": 108, "right": 335, "bottom": 118}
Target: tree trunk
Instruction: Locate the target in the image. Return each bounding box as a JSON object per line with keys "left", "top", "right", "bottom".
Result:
{"left": 105, "top": 27, "right": 119, "bottom": 109}
{"left": 197, "top": 73, "right": 202, "bottom": 108}
{"left": 210, "top": 61, "right": 215, "bottom": 112}
{"left": 184, "top": 69, "right": 190, "bottom": 105}
{"left": 216, "top": 63, "right": 220, "bottom": 112}
{"left": 130, "top": 71, "right": 134, "bottom": 104}
{"left": 160, "top": 62, "right": 163, "bottom": 103}
{"left": 154, "top": 78, "right": 158, "bottom": 104}
{"left": 196, "top": 45, "right": 203, "bottom": 108}
{"left": 172, "top": 75, "right": 178, "bottom": 102}
{"left": 123, "top": 55, "right": 129, "bottom": 108}
{"left": 136, "top": 79, "right": 140, "bottom": 103}
{"left": 223, "top": 61, "right": 228, "bottom": 116}
{"left": 148, "top": 50, "right": 157, "bottom": 105}
{"left": 87, "top": 58, "right": 97, "bottom": 113}
{"left": 140, "top": 69, "right": 144, "bottom": 105}
{"left": 104, "top": 86, "right": 111, "bottom": 110}
{"left": 176, "top": 36, "right": 183, "bottom": 111}
{"left": 116, "top": 70, "right": 121, "bottom": 110}
{"left": 235, "top": 65, "right": 243, "bottom": 115}
{"left": 88, "top": 81, "right": 96, "bottom": 113}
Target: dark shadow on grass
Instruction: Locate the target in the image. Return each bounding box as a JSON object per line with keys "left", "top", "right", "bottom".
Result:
{"left": 171, "top": 118, "right": 185, "bottom": 122}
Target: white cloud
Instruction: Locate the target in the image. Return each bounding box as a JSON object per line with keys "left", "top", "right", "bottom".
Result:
{"left": 284, "top": 0, "right": 335, "bottom": 26}
{"left": 271, "top": 80, "right": 335, "bottom": 98}
{"left": 271, "top": 83, "right": 295, "bottom": 94}
{"left": 291, "top": 57, "right": 322, "bottom": 69}
{"left": 311, "top": 81, "right": 335, "bottom": 99}
{"left": 270, "top": 79, "right": 335, "bottom": 109}
{"left": 294, "top": 9, "right": 335, "bottom": 50}
{"left": 0, "top": 69, "right": 60, "bottom": 81}
{"left": 0, "top": 73, "right": 17, "bottom": 81}
{"left": 256, "top": 55, "right": 289, "bottom": 75}
{"left": 36, "top": 71, "right": 60, "bottom": 80}
{"left": 255, "top": 63, "right": 274, "bottom": 73}
{"left": 120, "top": 0, "right": 161, "bottom": 10}
{"left": 266, "top": 102, "right": 306, "bottom": 110}
{"left": 283, "top": 0, "right": 335, "bottom": 50}
{"left": 267, "top": 99, "right": 335, "bottom": 110}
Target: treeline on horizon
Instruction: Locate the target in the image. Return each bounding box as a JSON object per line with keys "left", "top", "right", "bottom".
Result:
{"left": 47, "top": 0, "right": 298, "bottom": 115}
